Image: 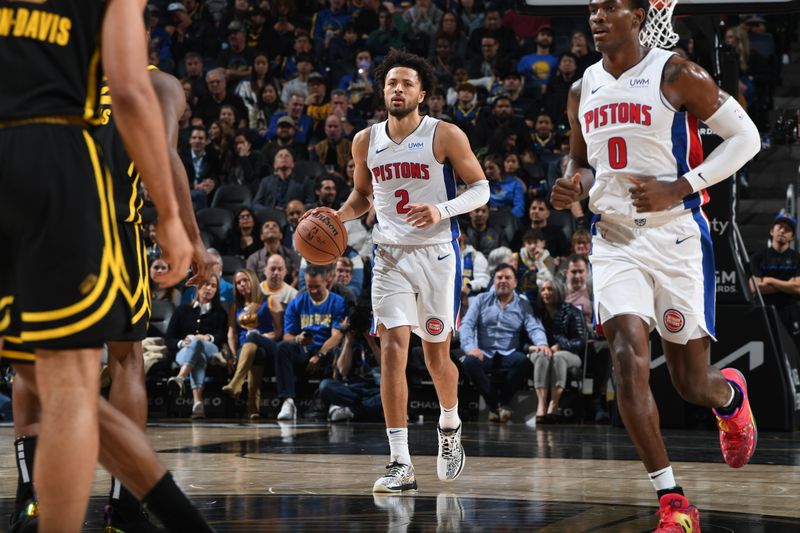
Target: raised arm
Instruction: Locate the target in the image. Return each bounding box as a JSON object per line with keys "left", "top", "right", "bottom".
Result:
{"left": 150, "top": 70, "right": 215, "bottom": 286}
{"left": 102, "top": 0, "right": 190, "bottom": 286}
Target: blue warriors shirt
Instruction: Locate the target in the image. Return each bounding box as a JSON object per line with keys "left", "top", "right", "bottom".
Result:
{"left": 284, "top": 291, "right": 346, "bottom": 353}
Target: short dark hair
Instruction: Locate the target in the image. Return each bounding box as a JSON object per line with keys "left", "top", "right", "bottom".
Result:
{"left": 567, "top": 253, "right": 589, "bottom": 268}
{"left": 493, "top": 262, "right": 517, "bottom": 279}
{"left": 306, "top": 263, "right": 334, "bottom": 278}
{"left": 629, "top": 0, "right": 650, "bottom": 30}
{"left": 374, "top": 49, "right": 436, "bottom": 97}
{"left": 523, "top": 229, "right": 546, "bottom": 243}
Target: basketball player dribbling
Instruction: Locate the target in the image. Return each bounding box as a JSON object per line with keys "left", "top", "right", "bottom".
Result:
{"left": 551, "top": 1, "right": 761, "bottom": 531}
{"left": 307, "top": 50, "right": 489, "bottom": 492}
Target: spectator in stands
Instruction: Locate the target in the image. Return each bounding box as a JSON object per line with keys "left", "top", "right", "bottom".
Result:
{"left": 275, "top": 265, "right": 347, "bottom": 420}
{"left": 724, "top": 25, "right": 756, "bottom": 111}
{"left": 750, "top": 213, "right": 800, "bottom": 344}
{"left": 329, "top": 89, "right": 365, "bottom": 139}
{"left": 333, "top": 256, "right": 365, "bottom": 299}
{"left": 226, "top": 207, "right": 262, "bottom": 259}
{"left": 337, "top": 49, "right": 376, "bottom": 108}
{"left": 181, "top": 126, "right": 220, "bottom": 210}
{"left": 305, "top": 73, "right": 332, "bottom": 139}
{"left": 216, "top": 21, "right": 251, "bottom": 88}
{"left": 314, "top": 116, "right": 353, "bottom": 176}
{"left": 226, "top": 130, "right": 268, "bottom": 193}
{"left": 147, "top": 4, "right": 173, "bottom": 72}
{"left": 366, "top": 6, "right": 414, "bottom": 59}
{"left": 195, "top": 68, "right": 247, "bottom": 128}
{"left": 459, "top": 263, "right": 548, "bottom": 423}
{"left": 531, "top": 278, "right": 586, "bottom": 424}
{"left": 266, "top": 93, "right": 313, "bottom": 145}
{"left": 518, "top": 229, "right": 556, "bottom": 302}
{"left": 246, "top": 219, "right": 300, "bottom": 284}
{"left": 207, "top": 120, "right": 234, "bottom": 171}
{"left": 563, "top": 254, "right": 592, "bottom": 327}
{"left": 486, "top": 246, "right": 518, "bottom": 278}
{"left": 298, "top": 249, "right": 362, "bottom": 305}
{"left": 261, "top": 116, "right": 307, "bottom": 164}
{"left": 528, "top": 197, "right": 570, "bottom": 259}
{"left": 181, "top": 248, "right": 234, "bottom": 305}
{"left": 326, "top": 23, "right": 360, "bottom": 84}
{"left": 570, "top": 30, "right": 601, "bottom": 76}
{"left": 277, "top": 30, "right": 313, "bottom": 82}
{"left": 457, "top": 229, "right": 489, "bottom": 313}
{"left": 254, "top": 149, "right": 312, "bottom": 209}
{"left": 236, "top": 53, "right": 280, "bottom": 125}
{"left": 166, "top": 274, "right": 229, "bottom": 419}
{"left": 311, "top": 0, "right": 352, "bottom": 44}
{"left": 432, "top": 11, "right": 467, "bottom": 61}
{"left": 426, "top": 89, "right": 452, "bottom": 122}
{"left": 486, "top": 154, "right": 525, "bottom": 219}
{"left": 450, "top": 82, "right": 480, "bottom": 137}
{"left": 282, "top": 199, "right": 306, "bottom": 250}
{"left": 244, "top": 6, "right": 277, "bottom": 57}
{"left": 224, "top": 268, "right": 283, "bottom": 419}
{"left": 404, "top": 0, "right": 442, "bottom": 41}
{"left": 250, "top": 82, "right": 281, "bottom": 138}
{"left": 150, "top": 257, "right": 182, "bottom": 306}
{"left": 353, "top": 0, "right": 380, "bottom": 38}
{"left": 168, "top": 1, "right": 219, "bottom": 64}
{"left": 468, "top": 34, "right": 503, "bottom": 79}
{"left": 306, "top": 176, "right": 342, "bottom": 211}
{"left": 467, "top": 8, "right": 516, "bottom": 57}
{"left": 280, "top": 54, "right": 315, "bottom": 105}
{"left": 544, "top": 53, "right": 579, "bottom": 130}
{"left": 183, "top": 52, "right": 208, "bottom": 103}
{"left": 260, "top": 253, "right": 300, "bottom": 306}
{"left": 556, "top": 228, "right": 592, "bottom": 279}
{"left": 471, "top": 95, "right": 529, "bottom": 154}
{"left": 517, "top": 26, "right": 558, "bottom": 93}
{"left": 502, "top": 71, "right": 536, "bottom": 120}
{"left": 319, "top": 335, "right": 382, "bottom": 422}
{"left": 530, "top": 113, "right": 558, "bottom": 159}
{"left": 466, "top": 204, "right": 509, "bottom": 257}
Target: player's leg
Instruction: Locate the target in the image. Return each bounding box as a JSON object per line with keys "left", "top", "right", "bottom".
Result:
{"left": 603, "top": 315, "right": 670, "bottom": 473}
{"left": 9, "top": 362, "right": 40, "bottom": 528}
{"left": 34, "top": 348, "right": 102, "bottom": 532}
{"left": 107, "top": 341, "right": 147, "bottom": 426}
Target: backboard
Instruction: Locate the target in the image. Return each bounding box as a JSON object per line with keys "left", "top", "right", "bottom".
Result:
{"left": 517, "top": 0, "right": 800, "bottom": 16}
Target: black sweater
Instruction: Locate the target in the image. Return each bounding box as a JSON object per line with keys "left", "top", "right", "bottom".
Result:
{"left": 165, "top": 303, "right": 229, "bottom": 353}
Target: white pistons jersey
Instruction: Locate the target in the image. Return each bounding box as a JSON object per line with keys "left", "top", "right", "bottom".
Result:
{"left": 367, "top": 115, "right": 459, "bottom": 245}
{"left": 579, "top": 47, "right": 708, "bottom": 223}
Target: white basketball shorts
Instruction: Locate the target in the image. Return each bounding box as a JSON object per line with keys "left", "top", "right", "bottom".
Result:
{"left": 590, "top": 209, "right": 716, "bottom": 344}
{"left": 371, "top": 240, "right": 461, "bottom": 343}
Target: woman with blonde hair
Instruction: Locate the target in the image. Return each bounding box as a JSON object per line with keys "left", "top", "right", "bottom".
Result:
{"left": 224, "top": 268, "right": 283, "bottom": 419}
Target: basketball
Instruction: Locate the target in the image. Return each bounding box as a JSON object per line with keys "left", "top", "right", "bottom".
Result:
{"left": 294, "top": 209, "right": 348, "bottom": 265}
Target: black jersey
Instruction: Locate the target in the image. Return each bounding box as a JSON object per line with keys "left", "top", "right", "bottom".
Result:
{"left": 0, "top": 0, "right": 105, "bottom": 122}
{"left": 93, "top": 65, "right": 160, "bottom": 225}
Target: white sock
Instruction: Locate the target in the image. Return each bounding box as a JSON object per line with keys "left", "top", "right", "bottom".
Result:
{"left": 387, "top": 428, "right": 411, "bottom": 465}
{"left": 648, "top": 466, "right": 677, "bottom": 492}
{"left": 439, "top": 401, "right": 461, "bottom": 430}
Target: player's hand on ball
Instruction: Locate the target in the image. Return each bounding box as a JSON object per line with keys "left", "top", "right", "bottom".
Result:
{"left": 406, "top": 203, "right": 441, "bottom": 229}
{"left": 299, "top": 206, "right": 338, "bottom": 223}
{"left": 550, "top": 172, "right": 582, "bottom": 210}
{"left": 628, "top": 176, "right": 690, "bottom": 212}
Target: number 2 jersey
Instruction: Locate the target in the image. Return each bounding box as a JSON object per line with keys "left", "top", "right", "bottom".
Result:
{"left": 367, "top": 115, "right": 459, "bottom": 245}
{"left": 578, "top": 47, "right": 707, "bottom": 223}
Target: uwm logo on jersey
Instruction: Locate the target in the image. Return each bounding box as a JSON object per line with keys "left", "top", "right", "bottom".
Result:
{"left": 583, "top": 102, "right": 653, "bottom": 133}
{"left": 371, "top": 161, "right": 430, "bottom": 184}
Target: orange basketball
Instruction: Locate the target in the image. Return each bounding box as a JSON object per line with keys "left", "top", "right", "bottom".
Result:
{"left": 294, "top": 209, "right": 348, "bottom": 265}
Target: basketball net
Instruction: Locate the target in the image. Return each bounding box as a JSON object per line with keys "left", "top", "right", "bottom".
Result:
{"left": 639, "top": 0, "right": 680, "bottom": 49}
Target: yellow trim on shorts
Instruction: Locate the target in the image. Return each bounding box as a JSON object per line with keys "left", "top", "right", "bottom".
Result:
{"left": 19, "top": 132, "right": 127, "bottom": 342}
{"left": 0, "top": 350, "right": 35, "bottom": 362}
{"left": 125, "top": 161, "right": 140, "bottom": 224}
{"left": 0, "top": 310, "right": 9, "bottom": 332}
{"left": 83, "top": 46, "right": 103, "bottom": 126}
{"left": 129, "top": 224, "right": 150, "bottom": 324}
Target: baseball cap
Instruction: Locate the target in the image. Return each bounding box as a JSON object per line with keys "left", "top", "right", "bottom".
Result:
{"left": 167, "top": 3, "right": 186, "bottom": 13}
{"left": 773, "top": 213, "right": 797, "bottom": 232}
{"left": 307, "top": 72, "right": 326, "bottom": 85}
{"left": 277, "top": 116, "right": 296, "bottom": 128}
{"left": 147, "top": 3, "right": 160, "bottom": 13}
{"left": 744, "top": 14, "right": 766, "bottom": 24}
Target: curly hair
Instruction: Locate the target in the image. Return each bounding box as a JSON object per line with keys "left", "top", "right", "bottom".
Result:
{"left": 374, "top": 49, "right": 436, "bottom": 98}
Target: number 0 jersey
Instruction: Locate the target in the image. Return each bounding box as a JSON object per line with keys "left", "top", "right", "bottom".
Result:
{"left": 578, "top": 47, "right": 707, "bottom": 223}
{"left": 367, "top": 115, "right": 459, "bottom": 245}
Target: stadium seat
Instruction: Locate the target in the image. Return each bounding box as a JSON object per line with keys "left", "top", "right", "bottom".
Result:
{"left": 252, "top": 205, "right": 287, "bottom": 227}
{"left": 148, "top": 300, "right": 176, "bottom": 337}
{"left": 211, "top": 184, "right": 253, "bottom": 215}
{"left": 488, "top": 209, "right": 519, "bottom": 245}
{"left": 196, "top": 208, "right": 234, "bottom": 249}
{"left": 294, "top": 160, "right": 325, "bottom": 180}
{"left": 221, "top": 255, "right": 245, "bottom": 280}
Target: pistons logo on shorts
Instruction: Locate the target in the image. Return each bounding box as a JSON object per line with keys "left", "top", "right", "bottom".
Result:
{"left": 663, "top": 309, "right": 685, "bottom": 333}
{"left": 425, "top": 318, "right": 444, "bottom": 336}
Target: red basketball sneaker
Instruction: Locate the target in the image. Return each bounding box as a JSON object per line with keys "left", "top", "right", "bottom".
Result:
{"left": 653, "top": 493, "right": 700, "bottom": 533}
{"left": 713, "top": 368, "right": 757, "bottom": 468}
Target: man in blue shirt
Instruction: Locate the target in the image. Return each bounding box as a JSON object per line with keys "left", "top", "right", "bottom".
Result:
{"left": 276, "top": 264, "right": 347, "bottom": 420}
{"left": 459, "top": 263, "right": 550, "bottom": 423}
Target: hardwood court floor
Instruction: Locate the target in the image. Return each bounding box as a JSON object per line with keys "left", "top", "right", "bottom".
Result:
{"left": 1, "top": 421, "right": 799, "bottom": 531}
